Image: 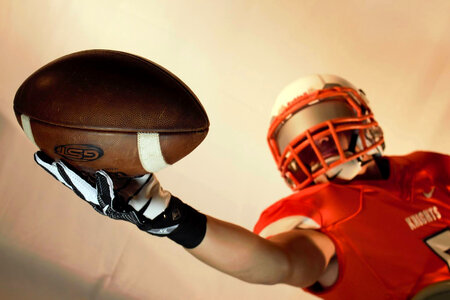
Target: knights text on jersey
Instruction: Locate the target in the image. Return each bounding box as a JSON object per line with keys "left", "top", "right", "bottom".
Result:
{"left": 254, "top": 151, "right": 450, "bottom": 299}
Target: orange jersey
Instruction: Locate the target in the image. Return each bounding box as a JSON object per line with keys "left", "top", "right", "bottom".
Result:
{"left": 254, "top": 151, "right": 450, "bottom": 299}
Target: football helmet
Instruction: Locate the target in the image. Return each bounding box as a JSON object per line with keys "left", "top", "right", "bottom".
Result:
{"left": 268, "top": 74, "right": 385, "bottom": 190}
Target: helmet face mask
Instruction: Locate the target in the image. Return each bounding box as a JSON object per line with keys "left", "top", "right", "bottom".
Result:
{"left": 268, "top": 75, "right": 384, "bottom": 191}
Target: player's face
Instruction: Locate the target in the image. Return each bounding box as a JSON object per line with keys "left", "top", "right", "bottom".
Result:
{"left": 286, "top": 130, "right": 355, "bottom": 183}
{"left": 309, "top": 131, "right": 354, "bottom": 171}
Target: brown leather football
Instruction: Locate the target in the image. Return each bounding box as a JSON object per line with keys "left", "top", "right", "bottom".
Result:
{"left": 13, "top": 50, "right": 209, "bottom": 176}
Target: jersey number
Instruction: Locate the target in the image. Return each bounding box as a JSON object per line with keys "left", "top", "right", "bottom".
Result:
{"left": 424, "top": 228, "right": 450, "bottom": 271}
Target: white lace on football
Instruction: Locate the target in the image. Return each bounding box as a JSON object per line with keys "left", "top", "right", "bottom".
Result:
{"left": 137, "top": 132, "right": 169, "bottom": 173}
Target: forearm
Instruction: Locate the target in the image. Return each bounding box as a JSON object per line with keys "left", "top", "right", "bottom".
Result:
{"left": 186, "top": 216, "right": 291, "bottom": 285}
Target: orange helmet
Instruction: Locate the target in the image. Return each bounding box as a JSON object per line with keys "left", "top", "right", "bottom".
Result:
{"left": 268, "top": 74, "right": 385, "bottom": 191}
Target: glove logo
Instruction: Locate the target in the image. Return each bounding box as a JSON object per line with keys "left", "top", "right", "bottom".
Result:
{"left": 55, "top": 144, "right": 104, "bottom": 162}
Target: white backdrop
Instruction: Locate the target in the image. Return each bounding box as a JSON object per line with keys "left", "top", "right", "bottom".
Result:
{"left": 0, "top": 1, "right": 449, "bottom": 299}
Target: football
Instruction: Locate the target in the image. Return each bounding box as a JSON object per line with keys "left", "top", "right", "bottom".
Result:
{"left": 13, "top": 50, "right": 209, "bottom": 176}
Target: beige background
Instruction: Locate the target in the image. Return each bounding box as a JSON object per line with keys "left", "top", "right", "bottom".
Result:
{"left": 0, "top": 1, "right": 449, "bottom": 299}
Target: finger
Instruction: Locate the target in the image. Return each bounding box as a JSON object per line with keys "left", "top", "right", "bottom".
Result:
{"left": 116, "top": 174, "right": 151, "bottom": 201}
{"left": 34, "top": 151, "right": 70, "bottom": 187}
{"left": 129, "top": 174, "right": 171, "bottom": 220}
{"left": 95, "top": 170, "right": 115, "bottom": 209}
{"left": 34, "top": 151, "right": 54, "bottom": 165}
{"left": 56, "top": 161, "right": 99, "bottom": 205}
{"left": 110, "top": 174, "right": 151, "bottom": 212}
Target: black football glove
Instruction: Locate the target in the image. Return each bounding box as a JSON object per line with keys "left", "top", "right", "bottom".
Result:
{"left": 34, "top": 151, "right": 206, "bottom": 248}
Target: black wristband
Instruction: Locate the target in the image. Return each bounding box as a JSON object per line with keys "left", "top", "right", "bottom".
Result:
{"left": 167, "top": 198, "right": 207, "bottom": 249}
{"left": 138, "top": 196, "right": 207, "bottom": 249}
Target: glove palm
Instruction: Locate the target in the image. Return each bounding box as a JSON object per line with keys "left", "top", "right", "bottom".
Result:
{"left": 34, "top": 151, "right": 178, "bottom": 235}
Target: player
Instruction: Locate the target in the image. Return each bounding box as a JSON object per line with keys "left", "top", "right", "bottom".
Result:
{"left": 35, "top": 74, "right": 449, "bottom": 299}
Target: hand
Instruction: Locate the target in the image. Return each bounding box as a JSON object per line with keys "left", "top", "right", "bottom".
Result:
{"left": 34, "top": 151, "right": 207, "bottom": 248}
{"left": 34, "top": 151, "right": 178, "bottom": 235}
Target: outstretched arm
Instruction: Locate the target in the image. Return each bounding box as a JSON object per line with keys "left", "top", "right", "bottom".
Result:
{"left": 188, "top": 216, "right": 335, "bottom": 287}
{"left": 35, "top": 151, "right": 335, "bottom": 288}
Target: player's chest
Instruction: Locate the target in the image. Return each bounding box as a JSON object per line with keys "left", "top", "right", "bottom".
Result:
{"left": 323, "top": 187, "right": 449, "bottom": 287}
